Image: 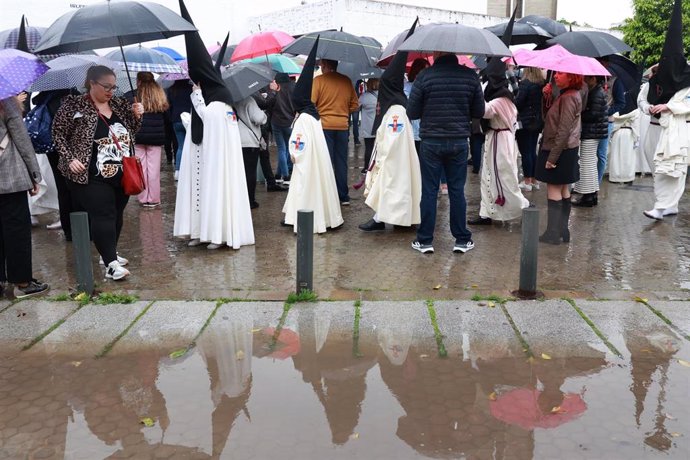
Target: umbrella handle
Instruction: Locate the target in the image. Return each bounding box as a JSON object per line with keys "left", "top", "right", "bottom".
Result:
{"left": 117, "top": 36, "right": 135, "bottom": 93}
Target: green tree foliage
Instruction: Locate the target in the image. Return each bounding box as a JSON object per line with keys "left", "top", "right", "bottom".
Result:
{"left": 622, "top": 0, "right": 690, "bottom": 67}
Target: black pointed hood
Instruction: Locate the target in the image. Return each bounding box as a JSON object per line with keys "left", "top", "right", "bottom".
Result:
{"left": 16, "top": 16, "right": 30, "bottom": 53}
{"left": 647, "top": 0, "right": 690, "bottom": 105}
{"left": 484, "top": 6, "right": 516, "bottom": 103}
{"left": 215, "top": 32, "right": 230, "bottom": 73}
{"left": 371, "top": 18, "right": 417, "bottom": 135}
{"left": 292, "top": 36, "right": 320, "bottom": 120}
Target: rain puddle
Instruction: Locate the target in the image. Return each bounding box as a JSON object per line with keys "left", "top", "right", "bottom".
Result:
{"left": 1, "top": 307, "right": 689, "bottom": 459}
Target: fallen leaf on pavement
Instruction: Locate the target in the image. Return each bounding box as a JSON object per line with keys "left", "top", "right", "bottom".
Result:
{"left": 634, "top": 296, "right": 648, "bottom": 304}
{"left": 169, "top": 348, "right": 187, "bottom": 359}
{"left": 236, "top": 350, "right": 245, "bottom": 361}
{"left": 488, "top": 392, "right": 497, "bottom": 401}
{"left": 75, "top": 292, "right": 89, "bottom": 302}
{"left": 487, "top": 302, "right": 496, "bottom": 308}
{"left": 671, "top": 432, "right": 682, "bottom": 438}
{"left": 419, "top": 354, "right": 429, "bottom": 359}
{"left": 471, "top": 284, "right": 478, "bottom": 288}
{"left": 69, "top": 361, "right": 81, "bottom": 367}
{"left": 678, "top": 359, "right": 690, "bottom": 368}
{"left": 349, "top": 433, "right": 359, "bottom": 440}
{"left": 433, "top": 284, "right": 442, "bottom": 290}
{"left": 251, "top": 328, "right": 262, "bottom": 333}
{"left": 140, "top": 417, "right": 155, "bottom": 427}
{"left": 541, "top": 353, "right": 552, "bottom": 360}
{"left": 640, "top": 349, "right": 652, "bottom": 353}
{"left": 666, "top": 413, "right": 677, "bottom": 420}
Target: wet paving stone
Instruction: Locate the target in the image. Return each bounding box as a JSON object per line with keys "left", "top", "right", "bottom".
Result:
{"left": 644, "top": 300, "right": 690, "bottom": 337}
{"left": 0, "top": 300, "right": 78, "bottom": 354}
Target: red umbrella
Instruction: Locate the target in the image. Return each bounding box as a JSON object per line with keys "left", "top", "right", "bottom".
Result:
{"left": 231, "top": 30, "right": 294, "bottom": 63}
{"left": 263, "top": 327, "right": 300, "bottom": 360}
{"left": 490, "top": 388, "right": 587, "bottom": 430}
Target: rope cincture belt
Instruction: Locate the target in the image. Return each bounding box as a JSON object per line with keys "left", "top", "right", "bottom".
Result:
{"left": 490, "top": 128, "right": 511, "bottom": 207}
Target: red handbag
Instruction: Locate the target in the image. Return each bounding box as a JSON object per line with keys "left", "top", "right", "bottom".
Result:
{"left": 94, "top": 105, "right": 146, "bottom": 195}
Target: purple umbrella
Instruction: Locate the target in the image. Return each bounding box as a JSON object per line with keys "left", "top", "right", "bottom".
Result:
{"left": 0, "top": 49, "right": 49, "bottom": 100}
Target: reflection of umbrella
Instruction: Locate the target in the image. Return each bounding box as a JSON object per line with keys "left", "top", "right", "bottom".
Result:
{"left": 231, "top": 30, "right": 294, "bottom": 62}
{"left": 490, "top": 388, "right": 587, "bottom": 429}
{"left": 283, "top": 30, "right": 381, "bottom": 68}
{"left": 220, "top": 62, "right": 275, "bottom": 103}
{"left": 0, "top": 49, "right": 49, "bottom": 99}
{"left": 152, "top": 46, "right": 185, "bottom": 61}
{"left": 263, "top": 327, "right": 300, "bottom": 359}
{"left": 398, "top": 23, "right": 511, "bottom": 57}
{"left": 245, "top": 54, "right": 301, "bottom": 74}
{"left": 517, "top": 15, "right": 567, "bottom": 38}
{"left": 105, "top": 45, "right": 182, "bottom": 73}
{"left": 486, "top": 21, "right": 554, "bottom": 45}
{"left": 512, "top": 45, "right": 610, "bottom": 76}
{"left": 546, "top": 31, "right": 632, "bottom": 58}
{"left": 29, "top": 54, "right": 114, "bottom": 92}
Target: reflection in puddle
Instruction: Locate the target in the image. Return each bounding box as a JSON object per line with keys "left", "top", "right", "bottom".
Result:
{"left": 1, "top": 315, "right": 689, "bottom": 459}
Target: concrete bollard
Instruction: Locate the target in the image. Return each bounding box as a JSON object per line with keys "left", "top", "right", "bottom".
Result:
{"left": 70, "top": 212, "right": 94, "bottom": 295}
{"left": 296, "top": 210, "right": 314, "bottom": 294}
{"left": 516, "top": 207, "right": 541, "bottom": 299}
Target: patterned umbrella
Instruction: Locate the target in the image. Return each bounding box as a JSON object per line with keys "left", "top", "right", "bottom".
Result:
{"left": 0, "top": 49, "right": 49, "bottom": 99}
{"left": 105, "top": 45, "right": 182, "bottom": 74}
{"left": 0, "top": 19, "right": 46, "bottom": 53}
{"left": 29, "top": 54, "right": 115, "bottom": 92}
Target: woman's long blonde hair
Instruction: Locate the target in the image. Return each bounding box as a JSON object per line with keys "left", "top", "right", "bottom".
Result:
{"left": 136, "top": 72, "right": 169, "bottom": 113}
{"left": 522, "top": 67, "right": 546, "bottom": 85}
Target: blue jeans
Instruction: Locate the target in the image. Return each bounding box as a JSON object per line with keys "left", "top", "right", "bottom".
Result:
{"left": 272, "top": 123, "right": 293, "bottom": 178}
{"left": 173, "top": 121, "right": 185, "bottom": 172}
{"left": 597, "top": 123, "right": 612, "bottom": 184}
{"left": 417, "top": 138, "right": 472, "bottom": 245}
{"left": 515, "top": 129, "right": 539, "bottom": 178}
{"left": 470, "top": 133, "right": 485, "bottom": 173}
{"left": 323, "top": 129, "right": 350, "bottom": 202}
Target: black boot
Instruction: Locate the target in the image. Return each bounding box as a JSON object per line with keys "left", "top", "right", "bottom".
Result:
{"left": 592, "top": 191, "right": 598, "bottom": 206}
{"left": 359, "top": 218, "right": 385, "bottom": 232}
{"left": 539, "top": 199, "right": 562, "bottom": 245}
{"left": 561, "top": 198, "right": 572, "bottom": 243}
{"left": 572, "top": 192, "right": 596, "bottom": 207}
{"left": 468, "top": 216, "right": 492, "bottom": 225}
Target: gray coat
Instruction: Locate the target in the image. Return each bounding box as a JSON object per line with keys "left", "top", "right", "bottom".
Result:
{"left": 0, "top": 103, "right": 40, "bottom": 194}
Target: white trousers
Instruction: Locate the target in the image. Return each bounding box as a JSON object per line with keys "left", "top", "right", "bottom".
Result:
{"left": 654, "top": 169, "right": 688, "bottom": 209}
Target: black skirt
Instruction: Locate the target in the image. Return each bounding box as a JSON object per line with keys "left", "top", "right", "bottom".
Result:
{"left": 535, "top": 147, "right": 580, "bottom": 185}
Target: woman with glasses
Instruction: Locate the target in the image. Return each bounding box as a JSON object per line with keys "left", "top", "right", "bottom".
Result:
{"left": 52, "top": 65, "right": 143, "bottom": 281}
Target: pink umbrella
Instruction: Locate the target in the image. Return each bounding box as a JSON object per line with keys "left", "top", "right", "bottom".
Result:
{"left": 512, "top": 44, "right": 610, "bottom": 76}
{"left": 231, "top": 30, "right": 294, "bottom": 63}
{"left": 404, "top": 54, "right": 477, "bottom": 72}
{"left": 490, "top": 388, "right": 587, "bottom": 430}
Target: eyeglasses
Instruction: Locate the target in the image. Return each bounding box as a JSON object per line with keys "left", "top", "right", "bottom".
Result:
{"left": 93, "top": 81, "right": 118, "bottom": 92}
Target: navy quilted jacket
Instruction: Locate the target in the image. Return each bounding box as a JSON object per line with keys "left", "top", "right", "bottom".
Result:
{"left": 406, "top": 54, "right": 485, "bottom": 139}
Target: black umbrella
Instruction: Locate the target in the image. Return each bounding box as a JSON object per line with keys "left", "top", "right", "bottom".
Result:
{"left": 605, "top": 54, "right": 642, "bottom": 115}
{"left": 546, "top": 31, "right": 632, "bottom": 58}
{"left": 398, "top": 22, "right": 511, "bottom": 57}
{"left": 377, "top": 22, "right": 434, "bottom": 67}
{"left": 211, "top": 44, "right": 237, "bottom": 68}
{"left": 338, "top": 62, "right": 383, "bottom": 83}
{"left": 485, "top": 21, "right": 554, "bottom": 45}
{"left": 282, "top": 30, "right": 381, "bottom": 68}
{"left": 517, "top": 15, "right": 567, "bottom": 38}
{"left": 221, "top": 62, "right": 275, "bottom": 103}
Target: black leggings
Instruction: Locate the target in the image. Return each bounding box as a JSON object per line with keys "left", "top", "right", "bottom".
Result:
{"left": 68, "top": 180, "right": 128, "bottom": 266}
{"left": 363, "top": 137, "right": 375, "bottom": 170}
{"left": 242, "top": 147, "right": 260, "bottom": 204}
{"left": 0, "top": 191, "right": 32, "bottom": 284}
{"left": 47, "top": 152, "right": 75, "bottom": 239}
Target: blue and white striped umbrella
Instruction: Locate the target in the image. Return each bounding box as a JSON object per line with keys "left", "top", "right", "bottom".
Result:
{"left": 0, "top": 49, "right": 49, "bottom": 99}
{"left": 29, "top": 54, "right": 115, "bottom": 92}
{"left": 105, "top": 45, "right": 182, "bottom": 74}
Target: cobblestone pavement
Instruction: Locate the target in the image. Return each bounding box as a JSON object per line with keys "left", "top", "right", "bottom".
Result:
{"left": 25, "top": 142, "right": 690, "bottom": 301}
{"left": 0, "top": 298, "right": 689, "bottom": 459}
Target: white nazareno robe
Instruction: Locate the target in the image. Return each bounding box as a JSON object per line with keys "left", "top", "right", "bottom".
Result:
{"left": 608, "top": 109, "right": 640, "bottom": 183}
{"left": 282, "top": 112, "right": 343, "bottom": 233}
{"left": 29, "top": 153, "right": 58, "bottom": 216}
{"left": 363, "top": 104, "right": 421, "bottom": 226}
{"left": 479, "top": 97, "right": 529, "bottom": 221}
{"left": 637, "top": 83, "right": 659, "bottom": 174}
{"left": 173, "top": 111, "right": 203, "bottom": 241}
{"left": 190, "top": 89, "right": 254, "bottom": 248}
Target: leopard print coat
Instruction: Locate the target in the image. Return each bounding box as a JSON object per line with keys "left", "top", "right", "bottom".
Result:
{"left": 52, "top": 95, "right": 141, "bottom": 185}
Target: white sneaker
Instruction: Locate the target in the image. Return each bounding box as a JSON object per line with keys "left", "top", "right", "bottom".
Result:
{"left": 663, "top": 207, "right": 679, "bottom": 216}
{"left": 207, "top": 243, "right": 222, "bottom": 250}
{"left": 518, "top": 181, "right": 532, "bottom": 191}
{"left": 105, "top": 260, "right": 130, "bottom": 281}
{"left": 46, "top": 221, "right": 62, "bottom": 230}
{"left": 99, "top": 254, "right": 129, "bottom": 266}
{"left": 643, "top": 209, "right": 664, "bottom": 220}
{"left": 174, "top": 171, "right": 179, "bottom": 181}
{"left": 188, "top": 239, "right": 202, "bottom": 247}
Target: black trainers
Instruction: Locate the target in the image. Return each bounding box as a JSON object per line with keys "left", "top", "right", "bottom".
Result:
{"left": 13, "top": 279, "right": 50, "bottom": 299}
{"left": 359, "top": 219, "right": 385, "bottom": 232}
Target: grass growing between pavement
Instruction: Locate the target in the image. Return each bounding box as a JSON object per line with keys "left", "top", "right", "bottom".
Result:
{"left": 471, "top": 294, "right": 515, "bottom": 304}
{"left": 95, "top": 301, "right": 156, "bottom": 358}
{"left": 564, "top": 298, "right": 623, "bottom": 358}
{"left": 93, "top": 292, "right": 139, "bottom": 305}
{"left": 353, "top": 300, "right": 362, "bottom": 358}
{"left": 426, "top": 300, "right": 448, "bottom": 358}
{"left": 169, "top": 298, "right": 230, "bottom": 360}
{"left": 499, "top": 303, "right": 534, "bottom": 359}
{"left": 287, "top": 289, "right": 319, "bottom": 304}
{"left": 636, "top": 298, "right": 690, "bottom": 341}
{"left": 22, "top": 303, "right": 88, "bottom": 351}
{"left": 269, "top": 302, "right": 294, "bottom": 352}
